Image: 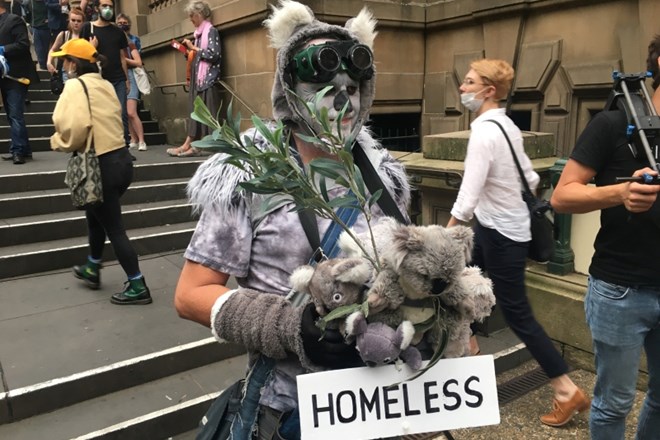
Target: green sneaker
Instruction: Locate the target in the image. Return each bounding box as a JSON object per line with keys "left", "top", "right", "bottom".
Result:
{"left": 110, "top": 277, "right": 152, "bottom": 305}
{"left": 72, "top": 262, "right": 101, "bottom": 289}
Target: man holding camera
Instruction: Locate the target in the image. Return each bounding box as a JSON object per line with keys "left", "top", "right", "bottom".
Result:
{"left": 551, "top": 35, "right": 660, "bottom": 440}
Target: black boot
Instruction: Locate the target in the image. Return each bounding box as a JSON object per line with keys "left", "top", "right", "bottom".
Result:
{"left": 72, "top": 261, "right": 101, "bottom": 289}
{"left": 111, "top": 277, "right": 152, "bottom": 305}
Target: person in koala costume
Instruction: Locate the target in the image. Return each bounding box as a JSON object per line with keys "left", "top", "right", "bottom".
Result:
{"left": 173, "top": 1, "right": 410, "bottom": 438}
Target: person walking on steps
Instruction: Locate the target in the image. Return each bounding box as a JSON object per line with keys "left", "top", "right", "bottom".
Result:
{"left": 447, "top": 58, "right": 590, "bottom": 427}
{"left": 49, "top": 38, "right": 151, "bottom": 305}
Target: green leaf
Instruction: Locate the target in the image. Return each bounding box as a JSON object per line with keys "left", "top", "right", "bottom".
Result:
{"left": 191, "top": 96, "right": 219, "bottom": 130}
{"left": 321, "top": 303, "right": 364, "bottom": 324}
{"left": 295, "top": 133, "right": 325, "bottom": 146}
{"left": 252, "top": 116, "right": 276, "bottom": 146}
{"left": 367, "top": 189, "right": 383, "bottom": 208}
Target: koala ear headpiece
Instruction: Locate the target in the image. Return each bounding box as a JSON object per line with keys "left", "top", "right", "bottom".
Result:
{"left": 264, "top": 0, "right": 377, "bottom": 130}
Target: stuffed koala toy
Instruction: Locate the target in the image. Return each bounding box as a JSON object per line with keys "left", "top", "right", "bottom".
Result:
{"left": 345, "top": 311, "right": 422, "bottom": 370}
{"left": 290, "top": 258, "right": 372, "bottom": 318}
{"left": 339, "top": 218, "right": 495, "bottom": 357}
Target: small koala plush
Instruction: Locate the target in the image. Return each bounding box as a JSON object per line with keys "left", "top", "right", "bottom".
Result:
{"left": 345, "top": 311, "right": 422, "bottom": 370}
{"left": 289, "top": 258, "right": 372, "bottom": 318}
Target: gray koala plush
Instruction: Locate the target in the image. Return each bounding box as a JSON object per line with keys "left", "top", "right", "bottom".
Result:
{"left": 345, "top": 311, "right": 422, "bottom": 370}
{"left": 289, "top": 258, "right": 372, "bottom": 319}
{"left": 339, "top": 217, "right": 495, "bottom": 357}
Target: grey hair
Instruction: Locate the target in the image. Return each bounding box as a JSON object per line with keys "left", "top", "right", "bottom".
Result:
{"left": 116, "top": 13, "right": 131, "bottom": 26}
{"left": 184, "top": 0, "right": 212, "bottom": 19}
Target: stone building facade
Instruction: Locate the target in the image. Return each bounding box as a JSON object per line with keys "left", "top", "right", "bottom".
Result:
{"left": 117, "top": 0, "right": 659, "bottom": 158}
{"left": 108, "top": 0, "right": 659, "bottom": 379}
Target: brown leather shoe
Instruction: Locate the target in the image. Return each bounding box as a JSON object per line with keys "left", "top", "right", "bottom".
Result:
{"left": 540, "top": 387, "right": 591, "bottom": 427}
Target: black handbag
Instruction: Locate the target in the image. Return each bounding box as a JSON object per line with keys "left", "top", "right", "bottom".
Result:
{"left": 487, "top": 119, "right": 555, "bottom": 263}
{"left": 64, "top": 79, "right": 103, "bottom": 209}
{"left": 50, "top": 71, "right": 64, "bottom": 95}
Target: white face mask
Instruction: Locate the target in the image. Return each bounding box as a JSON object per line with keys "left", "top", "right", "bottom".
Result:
{"left": 460, "top": 88, "right": 489, "bottom": 112}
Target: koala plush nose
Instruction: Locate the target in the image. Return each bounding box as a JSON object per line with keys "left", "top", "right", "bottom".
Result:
{"left": 431, "top": 278, "right": 448, "bottom": 295}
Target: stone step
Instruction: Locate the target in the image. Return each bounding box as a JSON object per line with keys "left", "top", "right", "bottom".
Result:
{"left": 0, "top": 156, "right": 203, "bottom": 194}
{"left": 0, "top": 199, "right": 195, "bottom": 247}
{"left": 0, "top": 178, "right": 189, "bottom": 219}
{"left": 0, "top": 344, "right": 247, "bottom": 430}
{"left": 0, "top": 133, "right": 169, "bottom": 153}
{"left": 0, "top": 221, "right": 197, "bottom": 279}
{"left": 0, "top": 330, "right": 529, "bottom": 439}
{"left": 0, "top": 121, "right": 164, "bottom": 139}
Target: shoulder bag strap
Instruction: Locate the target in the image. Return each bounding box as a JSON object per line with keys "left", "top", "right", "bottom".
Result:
{"left": 485, "top": 119, "right": 533, "bottom": 196}
{"left": 76, "top": 78, "right": 95, "bottom": 153}
{"left": 352, "top": 141, "right": 409, "bottom": 225}
{"left": 296, "top": 139, "right": 409, "bottom": 261}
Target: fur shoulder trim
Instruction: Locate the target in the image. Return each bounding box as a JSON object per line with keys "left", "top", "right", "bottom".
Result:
{"left": 186, "top": 127, "right": 267, "bottom": 213}
{"left": 263, "top": 0, "right": 315, "bottom": 49}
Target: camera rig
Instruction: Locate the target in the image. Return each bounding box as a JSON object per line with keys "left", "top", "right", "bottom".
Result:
{"left": 604, "top": 71, "right": 660, "bottom": 183}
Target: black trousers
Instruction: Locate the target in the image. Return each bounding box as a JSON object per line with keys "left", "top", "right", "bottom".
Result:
{"left": 86, "top": 147, "right": 140, "bottom": 278}
{"left": 473, "top": 221, "right": 568, "bottom": 379}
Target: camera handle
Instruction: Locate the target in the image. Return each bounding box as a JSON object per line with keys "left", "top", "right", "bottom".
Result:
{"left": 605, "top": 71, "right": 660, "bottom": 183}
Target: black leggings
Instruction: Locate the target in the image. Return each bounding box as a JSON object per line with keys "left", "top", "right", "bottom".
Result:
{"left": 473, "top": 221, "right": 568, "bottom": 379}
{"left": 86, "top": 147, "right": 140, "bottom": 278}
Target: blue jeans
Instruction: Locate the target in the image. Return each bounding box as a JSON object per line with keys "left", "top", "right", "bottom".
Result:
{"left": 0, "top": 79, "right": 30, "bottom": 156}
{"left": 111, "top": 79, "right": 129, "bottom": 147}
{"left": 32, "top": 27, "right": 51, "bottom": 70}
{"left": 585, "top": 276, "right": 660, "bottom": 440}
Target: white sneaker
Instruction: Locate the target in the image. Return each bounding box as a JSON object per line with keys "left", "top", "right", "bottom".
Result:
{"left": 138, "top": 142, "right": 148, "bottom": 151}
{"left": 129, "top": 142, "right": 138, "bottom": 150}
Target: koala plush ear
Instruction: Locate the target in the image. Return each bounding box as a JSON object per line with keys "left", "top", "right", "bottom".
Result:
{"left": 446, "top": 225, "right": 475, "bottom": 263}
{"left": 345, "top": 311, "right": 367, "bottom": 336}
{"left": 332, "top": 259, "right": 372, "bottom": 285}
{"left": 290, "top": 265, "right": 315, "bottom": 293}
{"left": 395, "top": 320, "right": 415, "bottom": 350}
{"left": 382, "top": 224, "right": 418, "bottom": 271}
{"left": 338, "top": 229, "right": 363, "bottom": 258}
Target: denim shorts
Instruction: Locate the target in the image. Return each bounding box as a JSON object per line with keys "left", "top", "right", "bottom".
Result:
{"left": 127, "top": 69, "right": 139, "bottom": 100}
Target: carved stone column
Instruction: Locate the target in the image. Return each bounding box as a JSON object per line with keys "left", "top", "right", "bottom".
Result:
{"left": 547, "top": 158, "right": 575, "bottom": 275}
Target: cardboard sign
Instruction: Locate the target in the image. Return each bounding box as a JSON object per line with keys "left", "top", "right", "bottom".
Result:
{"left": 297, "top": 355, "right": 499, "bottom": 440}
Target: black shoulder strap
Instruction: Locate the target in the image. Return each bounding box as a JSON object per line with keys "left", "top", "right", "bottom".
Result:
{"left": 77, "top": 78, "right": 95, "bottom": 152}
{"left": 486, "top": 119, "right": 533, "bottom": 196}
{"left": 352, "top": 142, "right": 409, "bottom": 225}
{"left": 296, "top": 139, "right": 410, "bottom": 262}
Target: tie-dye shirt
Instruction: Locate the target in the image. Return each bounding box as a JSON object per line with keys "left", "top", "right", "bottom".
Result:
{"left": 184, "top": 127, "right": 410, "bottom": 412}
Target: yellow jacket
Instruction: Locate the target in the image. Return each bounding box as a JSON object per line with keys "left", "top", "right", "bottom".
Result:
{"left": 50, "top": 73, "right": 125, "bottom": 156}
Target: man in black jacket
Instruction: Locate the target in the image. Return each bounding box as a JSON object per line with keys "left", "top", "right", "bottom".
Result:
{"left": 0, "top": 0, "right": 38, "bottom": 164}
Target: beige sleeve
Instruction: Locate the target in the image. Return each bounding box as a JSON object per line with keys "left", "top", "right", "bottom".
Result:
{"left": 50, "top": 80, "right": 92, "bottom": 153}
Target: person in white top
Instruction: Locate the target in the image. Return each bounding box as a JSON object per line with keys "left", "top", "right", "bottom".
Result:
{"left": 447, "top": 58, "right": 590, "bottom": 428}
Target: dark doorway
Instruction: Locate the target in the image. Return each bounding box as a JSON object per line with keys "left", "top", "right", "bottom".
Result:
{"left": 368, "top": 113, "right": 421, "bottom": 152}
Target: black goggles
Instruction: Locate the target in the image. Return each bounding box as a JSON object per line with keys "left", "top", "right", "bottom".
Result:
{"left": 288, "top": 41, "right": 374, "bottom": 84}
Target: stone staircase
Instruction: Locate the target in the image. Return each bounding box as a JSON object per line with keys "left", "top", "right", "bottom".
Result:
{"left": 0, "top": 72, "right": 251, "bottom": 439}
{"left": 0, "top": 71, "right": 167, "bottom": 152}
{"left": 0, "top": 72, "right": 532, "bottom": 439}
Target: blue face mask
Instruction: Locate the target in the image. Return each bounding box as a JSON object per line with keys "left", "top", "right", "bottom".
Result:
{"left": 118, "top": 24, "right": 130, "bottom": 32}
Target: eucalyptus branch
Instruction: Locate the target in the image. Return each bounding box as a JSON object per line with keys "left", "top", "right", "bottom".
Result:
{"left": 190, "top": 90, "right": 385, "bottom": 272}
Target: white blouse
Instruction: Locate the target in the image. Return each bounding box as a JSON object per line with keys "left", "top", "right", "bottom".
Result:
{"left": 450, "top": 108, "right": 539, "bottom": 242}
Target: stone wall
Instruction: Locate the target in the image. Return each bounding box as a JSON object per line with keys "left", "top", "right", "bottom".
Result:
{"left": 120, "top": 0, "right": 660, "bottom": 151}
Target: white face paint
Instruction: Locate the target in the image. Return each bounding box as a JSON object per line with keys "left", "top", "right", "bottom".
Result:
{"left": 294, "top": 72, "right": 361, "bottom": 141}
